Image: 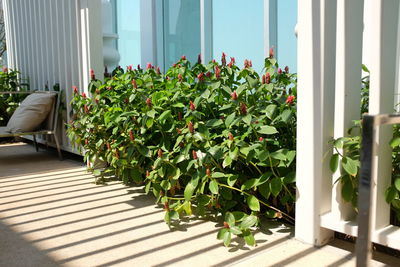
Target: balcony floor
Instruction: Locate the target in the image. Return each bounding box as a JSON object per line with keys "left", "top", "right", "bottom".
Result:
{"left": 0, "top": 142, "right": 399, "bottom": 267}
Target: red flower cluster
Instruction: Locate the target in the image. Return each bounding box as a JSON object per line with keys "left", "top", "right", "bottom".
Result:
{"left": 129, "top": 130, "right": 135, "bottom": 141}
{"left": 158, "top": 149, "right": 163, "bottom": 158}
{"left": 240, "top": 102, "right": 247, "bottom": 115}
{"left": 269, "top": 47, "right": 274, "bottom": 58}
{"left": 221, "top": 52, "right": 226, "bottom": 66}
{"left": 215, "top": 65, "right": 221, "bottom": 79}
{"left": 286, "top": 95, "right": 295, "bottom": 104}
{"left": 178, "top": 73, "right": 183, "bottom": 82}
{"left": 127, "top": 65, "right": 132, "bottom": 71}
{"left": 231, "top": 91, "right": 238, "bottom": 100}
{"left": 181, "top": 55, "right": 186, "bottom": 60}
{"left": 197, "top": 72, "right": 204, "bottom": 81}
{"left": 197, "top": 54, "right": 202, "bottom": 64}
{"left": 73, "top": 86, "right": 78, "bottom": 94}
{"left": 278, "top": 68, "right": 282, "bottom": 74}
{"left": 228, "top": 132, "right": 234, "bottom": 141}
{"left": 189, "top": 101, "right": 196, "bottom": 111}
{"left": 132, "top": 79, "right": 137, "bottom": 89}
{"left": 192, "top": 150, "right": 198, "bottom": 160}
{"left": 188, "top": 121, "right": 194, "bottom": 134}
{"left": 244, "top": 59, "right": 252, "bottom": 68}
{"left": 146, "top": 97, "right": 152, "bottom": 107}
{"left": 90, "top": 69, "right": 95, "bottom": 80}
{"left": 285, "top": 66, "right": 289, "bottom": 73}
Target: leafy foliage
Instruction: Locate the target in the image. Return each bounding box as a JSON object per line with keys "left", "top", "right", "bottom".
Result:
{"left": 67, "top": 54, "right": 297, "bottom": 246}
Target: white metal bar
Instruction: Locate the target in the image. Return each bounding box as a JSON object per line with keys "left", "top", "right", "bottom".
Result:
{"left": 331, "top": 0, "right": 364, "bottom": 221}
{"left": 295, "top": 0, "right": 333, "bottom": 246}
{"left": 368, "top": 0, "right": 400, "bottom": 231}
{"left": 200, "top": 0, "right": 212, "bottom": 64}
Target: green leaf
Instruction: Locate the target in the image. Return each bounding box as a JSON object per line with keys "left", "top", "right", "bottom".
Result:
{"left": 390, "top": 137, "right": 400, "bottom": 148}
{"left": 184, "top": 176, "right": 199, "bottom": 201}
{"left": 206, "top": 119, "right": 223, "bottom": 127}
{"left": 209, "top": 180, "right": 219, "bottom": 194}
{"left": 146, "top": 117, "right": 154, "bottom": 128}
{"left": 341, "top": 177, "right": 354, "bottom": 202}
{"left": 241, "top": 179, "right": 258, "bottom": 190}
{"left": 227, "top": 175, "right": 238, "bottom": 186}
{"left": 385, "top": 186, "right": 398, "bottom": 203}
{"left": 243, "top": 231, "right": 256, "bottom": 246}
{"left": 223, "top": 231, "right": 231, "bottom": 247}
{"left": 240, "top": 215, "right": 258, "bottom": 229}
{"left": 342, "top": 157, "right": 358, "bottom": 176}
{"left": 230, "top": 226, "right": 242, "bottom": 235}
{"left": 158, "top": 110, "right": 171, "bottom": 123}
{"left": 265, "top": 104, "right": 277, "bottom": 120}
{"left": 395, "top": 178, "right": 400, "bottom": 191}
{"left": 330, "top": 154, "right": 339, "bottom": 172}
{"left": 270, "top": 177, "right": 283, "bottom": 197}
{"left": 217, "top": 228, "right": 228, "bottom": 240}
{"left": 242, "top": 114, "right": 252, "bottom": 125}
{"left": 222, "top": 156, "right": 233, "bottom": 168}
{"left": 258, "top": 126, "right": 278, "bottom": 135}
{"left": 247, "top": 195, "right": 260, "bottom": 211}
{"left": 280, "top": 109, "right": 292, "bottom": 123}
{"left": 225, "top": 212, "right": 235, "bottom": 227}
{"left": 212, "top": 172, "right": 226, "bottom": 178}
{"left": 225, "top": 113, "right": 236, "bottom": 128}
{"left": 232, "top": 211, "right": 246, "bottom": 221}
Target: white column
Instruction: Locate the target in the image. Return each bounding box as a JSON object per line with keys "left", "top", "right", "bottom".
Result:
{"left": 332, "top": 0, "right": 364, "bottom": 221}
{"left": 140, "top": 0, "right": 157, "bottom": 69}
{"left": 200, "top": 0, "right": 212, "bottom": 64}
{"left": 368, "top": 0, "right": 399, "bottom": 231}
{"left": 295, "top": 0, "right": 333, "bottom": 246}
{"left": 264, "top": 0, "right": 277, "bottom": 58}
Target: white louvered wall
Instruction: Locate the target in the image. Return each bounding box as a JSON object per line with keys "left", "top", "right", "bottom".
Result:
{"left": 2, "top": 0, "right": 103, "bottom": 152}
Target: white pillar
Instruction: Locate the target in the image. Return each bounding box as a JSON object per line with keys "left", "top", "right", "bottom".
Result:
{"left": 295, "top": 0, "right": 333, "bottom": 246}
{"left": 368, "top": 0, "right": 399, "bottom": 231}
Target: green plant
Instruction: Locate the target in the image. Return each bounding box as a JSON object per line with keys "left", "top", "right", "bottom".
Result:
{"left": 0, "top": 67, "right": 28, "bottom": 126}
{"left": 67, "top": 52, "right": 297, "bottom": 247}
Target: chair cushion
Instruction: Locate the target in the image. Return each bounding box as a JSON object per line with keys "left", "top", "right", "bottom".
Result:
{"left": 6, "top": 93, "right": 56, "bottom": 133}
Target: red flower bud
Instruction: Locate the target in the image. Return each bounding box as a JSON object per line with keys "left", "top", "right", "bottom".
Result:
{"left": 206, "top": 72, "right": 212, "bottom": 78}
{"left": 259, "top": 137, "right": 264, "bottom": 142}
{"left": 206, "top": 168, "right": 211, "bottom": 177}
{"left": 90, "top": 69, "right": 95, "bottom": 80}
{"left": 95, "top": 88, "right": 100, "bottom": 94}
{"left": 158, "top": 149, "right": 163, "bottom": 158}
{"left": 2, "top": 66, "right": 8, "bottom": 73}
{"left": 95, "top": 98, "right": 99, "bottom": 104}
{"left": 189, "top": 101, "right": 196, "bottom": 111}
{"left": 147, "top": 63, "right": 152, "bottom": 69}
{"left": 197, "top": 54, "right": 202, "bottom": 64}
{"left": 221, "top": 52, "right": 226, "bottom": 66}
{"left": 212, "top": 59, "right": 216, "bottom": 63}
{"left": 265, "top": 72, "right": 271, "bottom": 84}
{"left": 124, "top": 98, "right": 129, "bottom": 104}
{"left": 179, "top": 142, "right": 184, "bottom": 148}
{"left": 137, "top": 64, "right": 141, "bottom": 70}
{"left": 176, "top": 128, "right": 182, "bottom": 134}
{"left": 156, "top": 67, "right": 161, "bottom": 75}
{"left": 285, "top": 66, "right": 289, "bottom": 73}
{"left": 215, "top": 65, "right": 221, "bottom": 79}
{"left": 286, "top": 95, "right": 295, "bottom": 105}
{"left": 146, "top": 97, "right": 152, "bottom": 107}
{"left": 228, "top": 57, "right": 235, "bottom": 68}
{"left": 231, "top": 91, "right": 238, "bottom": 100}
{"left": 115, "top": 149, "right": 120, "bottom": 159}
{"left": 82, "top": 92, "right": 86, "bottom": 98}
{"left": 85, "top": 139, "right": 89, "bottom": 145}
{"left": 188, "top": 121, "right": 194, "bottom": 134}
{"left": 269, "top": 47, "right": 274, "bottom": 58}
{"left": 106, "top": 143, "right": 111, "bottom": 150}
{"left": 73, "top": 86, "right": 78, "bottom": 94}
{"left": 262, "top": 75, "right": 266, "bottom": 84}
{"left": 240, "top": 102, "right": 247, "bottom": 115}
{"left": 107, "top": 86, "right": 112, "bottom": 90}
{"left": 84, "top": 104, "right": 89, "bottom": 113}
{"left": 129, "top": 130, "right": 135, "bottom": 141}
{"left": 228, "top": 132, "right": 234, "bottom": 141}
{"left": 127, "top": 65, "right": 132, "bottom": 71}
{"left": 223, "top": 222, "right": 230, "bottom": 229}
{"left": 146, "top": 170, "right": 150, "bottom": 177}
{"left": 181, "top": 55, "right": 186, "bottom": 60}
{"left": 178, "top": 73, "right": 183, "bottom": 82}
{"left": 192, "top": 150, "right": 198, "bottom": 160}
{"left": 178, "top": 111, "right": 182, "bottom": 121}
{"left": 163, "top": 201, "right": 170, "bottom": 211}
{"left": 132, "top": 79, "right": 137, "bottom": 88}
{"left": 173, "top": 64, "right": 177, "bottom": 68}
{"left": 278, "top": 68, "right": 282, "bottom": 74}
{"left": 244, "top": 59, "right": 252, "bottom": 68}
{"left": 197, "top": 72, "right": 204, "bottom": 81}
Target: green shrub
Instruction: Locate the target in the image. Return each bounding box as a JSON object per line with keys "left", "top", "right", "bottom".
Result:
{"left": 67, "top": 53, "right": 297, "bottom": 246}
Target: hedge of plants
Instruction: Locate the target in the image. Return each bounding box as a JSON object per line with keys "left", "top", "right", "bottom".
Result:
{"left": 67, "top": 52, "right": 297, "bottom": 247}
{"left": 0, "top": 67, "right": 27, "bottom": 126}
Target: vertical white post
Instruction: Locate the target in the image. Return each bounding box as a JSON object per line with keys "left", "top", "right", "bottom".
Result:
{"left": 140, "top": 0, "right": 157, "bottom": 69}
{"left": 295, "top": 0, "right": 333, "bottom": 246}
{"left": 200, "top": 0, "right": 212, "bottom": 64}
{"left": 368, "top": 0, "right": 399, "bottom": 231}
{"left": 264, "top": 0, "right": 277, "bottom": 58}
{"left": 332, "top": 0, "right": 364, "bottom": 221}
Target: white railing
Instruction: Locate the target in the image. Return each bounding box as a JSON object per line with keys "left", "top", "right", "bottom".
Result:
{"left": 2, "top": 0, "right": 103, "bottom": 151}
{"left": 296, "top": 0, "right": 400, "bottom": 250}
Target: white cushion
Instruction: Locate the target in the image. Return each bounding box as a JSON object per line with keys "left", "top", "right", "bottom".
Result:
{"left": 6, "top": 93, "right": 56, "bottom": 133}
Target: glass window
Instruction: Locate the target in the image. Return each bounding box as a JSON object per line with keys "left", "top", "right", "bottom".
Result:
{"left": 277, "top": 0, "right": 297, "bottom": 73}
{"left": 212, "top": 0, "right": 264, "bottom": 72}
{"left": 163, "top": 0, "right": 201, "bottom": 68}
{"left": 116, "top": 0, "right": 141, "bottom": 68}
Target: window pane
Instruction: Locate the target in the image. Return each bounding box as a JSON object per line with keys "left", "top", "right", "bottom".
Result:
{"left": 116, "top": 0, "right": 141, "bottom": 68}
{"left": 163, "top": 0, "right": 201, "bottom": 68}
{"left": 212, "top": 0, "right": 264, "bottom": 72}
{"left": 277, "top": 0, "right": 297, "bottom": 72}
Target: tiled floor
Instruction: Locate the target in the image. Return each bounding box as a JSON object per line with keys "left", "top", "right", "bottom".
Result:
{"left": 0, "top": 142, "right": 399, "bottom": 266}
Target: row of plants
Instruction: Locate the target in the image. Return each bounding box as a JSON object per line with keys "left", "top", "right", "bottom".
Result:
{"left": 330, "top": 65, "right": 400, "bottom": 224}
{"left": 67, "top": 51, "right": 297, "bottom": 247}
{"left": 0, "top": 67, "right": 28, "bottom": 126}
